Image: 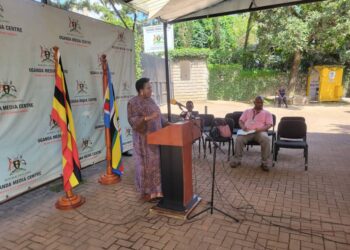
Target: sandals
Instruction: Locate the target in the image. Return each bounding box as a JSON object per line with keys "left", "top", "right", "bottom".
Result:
{"left": 142, "top": 194, "right": 162, "bottom": 203}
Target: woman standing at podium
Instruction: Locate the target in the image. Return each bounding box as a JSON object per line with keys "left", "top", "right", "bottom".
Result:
{"left": 127, "top": 78, "right": 166, "bottom": 202}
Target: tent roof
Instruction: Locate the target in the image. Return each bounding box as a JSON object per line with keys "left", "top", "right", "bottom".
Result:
{"left": 121, "top": 0, "right": 324, "bottom": 23}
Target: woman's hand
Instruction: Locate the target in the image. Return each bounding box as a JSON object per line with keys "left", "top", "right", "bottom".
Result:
{"left": 150, "top": 112, "right": 159, "bottom": 120}
{"left": 163, "top": 121, "right": 171, "bottom": 127}
{"left": 145, "top": 112, "right": 159, "bottom": 122}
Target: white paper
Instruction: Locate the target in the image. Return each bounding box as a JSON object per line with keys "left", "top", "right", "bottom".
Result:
{"left": 237, "top": 129, "right": 256, "bottom": 136}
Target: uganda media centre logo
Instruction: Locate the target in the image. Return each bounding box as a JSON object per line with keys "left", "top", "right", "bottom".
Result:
{"left": 0, "top": 81, "right": 34, "bottom": 114}
{"left": 40, "top": 46, "right": 54, "bottom": 64}
{"left": 81, "top": 137, "right": 93, "bottom": 151}
{"left": 49, "top": 115, "right": 59, "bottom": 130}
{"left": 8, "top": 155, "right": 26, "bottom": 175}
{"left": 122, "top": 81, "right": 130, "bottom": 91}
{"left": 69, "top": 17, "right": 81, "bottom": 33}
{"left": 76, "top": 80, "right": 88, "bottom": 95}
{"left": 0, "top": 80, "right": 17, "bottom": 99}
{"left": 117, "top": 31, "right": 126, "bottom": 43}
{"left": 125, "top": 127, "right": 132, "bottom": 137}
{"left": 58, "top": 16, "right": 91, "bottom": 46}
{"left": 37, "top": 115, "right": 61, "bottom": 144}
{"left": 71, "top": 79, "right": 97, "bottom": 105}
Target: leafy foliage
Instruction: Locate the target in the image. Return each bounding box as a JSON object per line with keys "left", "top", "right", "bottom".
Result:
{"left": 208, "top": 64, "right": 305, "bottom": 101}
{"left": 169, "top": 48, "right": 210, "bottom": 59}
{"left": 174, "top": 15, "right": 256, "bottom": 51}
{"left": 256, "top": 0, "right": 350, "bottom": 70}
{"left": 49, "top": 0, "right": 350, "bottom": 98}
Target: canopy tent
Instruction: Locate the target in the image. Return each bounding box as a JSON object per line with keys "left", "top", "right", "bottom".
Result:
{"left": 119, "top": 0, "right": 325, "bottom": 120}
{"left": 120, "top": 0, "right": 324, "bottom": 23}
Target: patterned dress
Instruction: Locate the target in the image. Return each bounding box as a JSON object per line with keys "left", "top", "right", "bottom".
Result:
{"left": 127, "top": 95, "right": 163, "bottom": 199}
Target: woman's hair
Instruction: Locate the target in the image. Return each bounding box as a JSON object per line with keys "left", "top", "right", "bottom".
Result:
{"left": 135, "top": 77, "right": 150, "bottom": 93}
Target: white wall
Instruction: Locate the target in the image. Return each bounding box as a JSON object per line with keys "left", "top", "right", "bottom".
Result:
{"left": 171, "top": 59, "right": 208, "bottom": 102}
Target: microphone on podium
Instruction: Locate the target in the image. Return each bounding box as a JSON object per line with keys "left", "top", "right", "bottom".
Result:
{"left": 170, "top": 99, "right": 187, "bottom": 109}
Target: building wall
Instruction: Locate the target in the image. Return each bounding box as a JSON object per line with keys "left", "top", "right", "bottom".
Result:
{"left": 171, "top": 59, "right": 208, "bottom": 102}
{"left": 141, "top": 53, "right": 169, "bottom": 105}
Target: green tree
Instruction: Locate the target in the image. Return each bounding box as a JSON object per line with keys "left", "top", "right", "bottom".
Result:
{"left": 174, "top": 22, "right": 193, "bottom": 48}
{"left": 256, "top": 0, "right": 350, "bottom": 93}
{"left": 174, "top": 14, "right": 255, "bottom": 51}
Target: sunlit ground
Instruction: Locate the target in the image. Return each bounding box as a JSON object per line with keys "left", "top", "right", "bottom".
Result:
{"left": 0, "top": 99, "right": 350, "bottom": 249}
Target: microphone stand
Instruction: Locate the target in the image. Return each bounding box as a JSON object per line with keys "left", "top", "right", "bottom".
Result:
{"left": 188, "top": 122, "right": 239, "bottom": 222}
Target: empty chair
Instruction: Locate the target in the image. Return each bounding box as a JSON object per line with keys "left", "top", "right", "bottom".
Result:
{"left": 280, "top": 116, "right": 305, "bottom": 122}
{"left": 162, "top": 113, "right": 181, "bottom": 123}
{"left": 273, "top": 119, "right": 308, "bottom": 170}
{"left": 197, "top": 114, "right": 215, "bottom": 153}
{"left": 205, "top": 118, "right": 234, "bottom": 161}
{"left": 225, "top": 113, "right": 234, "bottom": 121}
{"left": 198, "top": 114, "right": 215, "bottom": 133}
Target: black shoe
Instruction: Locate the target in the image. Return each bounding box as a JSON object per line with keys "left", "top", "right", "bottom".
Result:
{"left": 230, "top": 161, "right": 241, "bottom": 168}
{"left": 260, "top": 164, "right": 270, "bottom": 172}
{"left": 122, "top": 151, "right": 132, "bottom": 157}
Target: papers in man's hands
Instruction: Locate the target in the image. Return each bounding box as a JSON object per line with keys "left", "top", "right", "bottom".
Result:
{"left": 237, "top": 129, "right": 256, "bottom": 136}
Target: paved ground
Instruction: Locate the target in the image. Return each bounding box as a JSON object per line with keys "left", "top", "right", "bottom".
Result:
{"left": 1, "top": 101, "right": 350, "bottom": 250}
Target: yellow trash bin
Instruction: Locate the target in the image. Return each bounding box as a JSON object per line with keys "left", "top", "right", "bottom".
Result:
{"left": 307, "top": 65, "right": 343, "bottom": 102}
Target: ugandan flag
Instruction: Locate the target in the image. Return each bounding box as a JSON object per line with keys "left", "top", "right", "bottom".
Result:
{"left": 51, "top": 49, "right": 82, "bottom": 192}
{"left": 104, "top": 64, "right": 124, "bottom": 176}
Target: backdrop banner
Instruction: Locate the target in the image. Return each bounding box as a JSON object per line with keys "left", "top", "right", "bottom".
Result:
{"left": 0, "top": 0, "right": 135, "bottom": 202}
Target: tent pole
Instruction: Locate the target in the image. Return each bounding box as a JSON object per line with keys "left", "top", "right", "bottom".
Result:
{"left": 163, "top": 22, "right": 172, "bottom": 122}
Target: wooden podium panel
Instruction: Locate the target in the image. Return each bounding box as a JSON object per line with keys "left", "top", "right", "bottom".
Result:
{"left": 147, "top": 120, "right": 201, "bottom": 146}
{"left": 147, "top": 120, "right": 201, "bottom": 212}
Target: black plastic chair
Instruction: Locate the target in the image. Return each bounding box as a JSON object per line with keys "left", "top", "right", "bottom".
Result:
{"left": 246, "top": 114, "right": 277, "bottom": 152}
{"left": 280, "top": 116, "right": 305, "bottom": 122}
{"left": 204, "top": 118, "right": 234, "bottom": 161}
{"left": 180, "top": 110, "right": 200, "bottom": 120}
{"left": 162, "top": 113, "right": 181, "bottom": 122}
{"left": 273, "top": 119, "right": 308, "bottom": 170}
{"left": 229, "top": 111, "right": 243, "bottom": 135}
{"left": 198, "top": 114, "right": 215, "bottom": 150}
{"left": 198, "top": 114, "right": 215, "bottom": 134}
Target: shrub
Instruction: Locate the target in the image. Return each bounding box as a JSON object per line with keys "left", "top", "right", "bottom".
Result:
{"left": 208, "top": 64, "right": 290, "bottom": 101}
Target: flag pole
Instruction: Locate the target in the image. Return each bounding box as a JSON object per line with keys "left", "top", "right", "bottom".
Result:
{"left": 53, "top": 46, "right": 85, "bottom": 210}
{"left": 98, "top": 54, "right": 120, "bottom": 185}
{"left": 55, "top": 189, "right": 86, "bottom": 210}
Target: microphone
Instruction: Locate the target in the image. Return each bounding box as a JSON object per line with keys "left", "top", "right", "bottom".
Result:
{"left": 170, "top": 99, "right": 187, "bottom": 109}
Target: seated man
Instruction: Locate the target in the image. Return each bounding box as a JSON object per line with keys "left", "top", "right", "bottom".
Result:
{"left": 276, "top": 86, "right": 288, "bottom": 108}
{"left": 230, "top": 96, "right": 273, "bottom": 171}
{"left": 180, "top": 100, "right": 199, "bottom": 120}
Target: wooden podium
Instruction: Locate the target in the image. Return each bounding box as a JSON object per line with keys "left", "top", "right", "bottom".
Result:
{"left": 147, "top": 120, "right": 201, "bottom": 216}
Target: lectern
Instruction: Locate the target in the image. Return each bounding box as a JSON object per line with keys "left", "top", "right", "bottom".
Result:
{"left": 147, "top": 120, "right": 201, "bottom": 212}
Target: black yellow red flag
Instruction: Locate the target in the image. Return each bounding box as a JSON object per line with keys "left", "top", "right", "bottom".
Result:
{"left": 51, "top": 48, "right": 82, "bottom": 192}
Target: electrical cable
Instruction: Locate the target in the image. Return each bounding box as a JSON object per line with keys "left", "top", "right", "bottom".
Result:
{"left": 195, "top": 153, "right": 350, "bottom": 247}
{"left": 200, "top": 154, "right": 272, "bottom": 250}
{"left": 62, "top": 131, "right": 349, "bottom": 246}
{"left": 213, "top": 158, "right": 350, "bottom": 246}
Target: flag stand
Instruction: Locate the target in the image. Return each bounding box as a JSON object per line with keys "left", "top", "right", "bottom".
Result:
{"left": 52, "top": 47, "right": 86, "bottom": 210}
{"left": 56, "top": 189, "right": 86, "bottom": 210}
{"left": 98, "top": 55, "right": 120, "bottom": 185}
